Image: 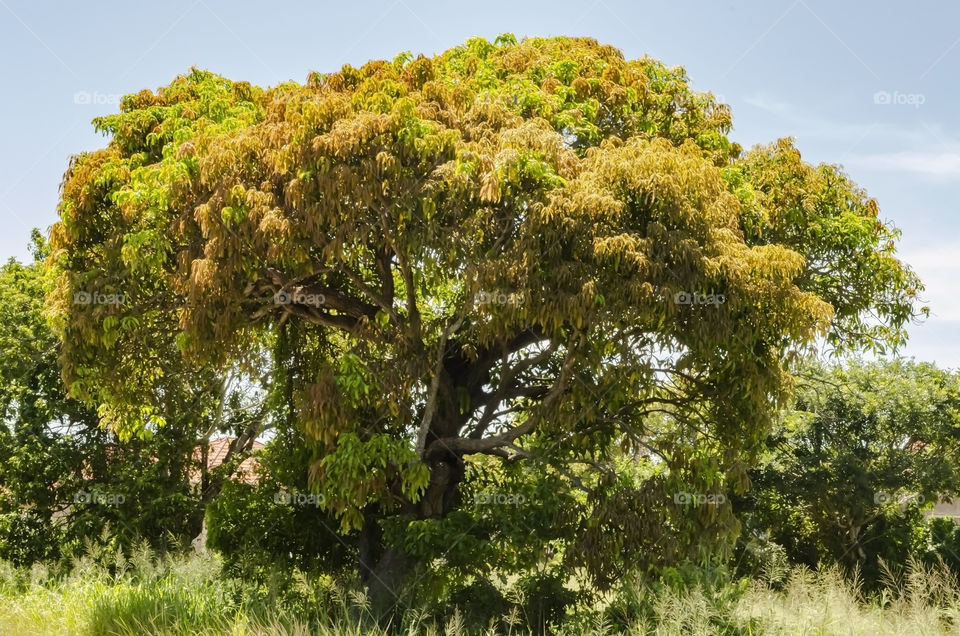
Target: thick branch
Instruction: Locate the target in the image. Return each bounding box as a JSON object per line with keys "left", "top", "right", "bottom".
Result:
{"left": 375, "top": 246, "right": 395, "bottom": 307}
{"left": 416, "top": 316, "right": 465, "bottom": 457}
{"left": 280, "top": 303, "right": 360, "bottom": 330}
{"left": 425, "top": 334, "right": 581, "bottom": 459}
{"left": 469, "top": 341, "right": 559, "bottom": 438}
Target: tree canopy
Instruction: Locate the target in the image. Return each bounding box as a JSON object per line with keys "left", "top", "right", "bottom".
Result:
{"left": 47, "top": 34, "right": 925, "bottom": 611}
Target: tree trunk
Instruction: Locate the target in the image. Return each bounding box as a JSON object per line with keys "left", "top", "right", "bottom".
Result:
{"left": 365, "top": 455, "right": 464, "bottom": 621}
{"left": 846, "top": 522, "right": 867, "bottom": 566}
{"left": 368, "top": 547, "right": 418, "bottom": 621}
{"left": 366, "top": 348, "right": 471, "bottom": 620}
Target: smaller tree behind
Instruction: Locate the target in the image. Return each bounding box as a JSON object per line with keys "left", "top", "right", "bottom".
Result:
{"left": 738, "top": 359, "right": 960, "bottom": 585}
{"left": 0, "top": 233, "right": 204, "bottom": 564}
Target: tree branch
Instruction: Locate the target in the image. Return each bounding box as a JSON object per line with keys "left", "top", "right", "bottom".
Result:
{"left": 416, "top": 315, "right": 466, "bottom": 457}
{"left": 425, "top": 333, "right": 581, "bottom": 459}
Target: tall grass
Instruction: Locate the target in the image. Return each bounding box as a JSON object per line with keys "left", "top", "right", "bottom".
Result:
{"left": 731, "top": 560, "right": 960, "bottom": 635}
{"left": 2, "top": 546, "right": 960, "bottom": 635}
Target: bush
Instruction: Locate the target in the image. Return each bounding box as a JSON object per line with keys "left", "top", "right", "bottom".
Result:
{"left": 515, "top": 570, "right": 579, "bottom": 634}
{"left": 205, "top": 479, "right": 351, "bottom": 579}
{"left": 0, "top": 510, "right": 57, "bottom": 566}
{"left": 447, "top": 576, "right": 510, "bottom": 628}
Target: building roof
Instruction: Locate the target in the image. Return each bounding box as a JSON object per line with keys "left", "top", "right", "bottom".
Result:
{"left": 190, "top": 437, "right": 264, "bottom": 486}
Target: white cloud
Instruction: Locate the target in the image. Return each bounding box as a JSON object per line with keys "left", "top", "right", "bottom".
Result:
{"left": 846, "top": 151, "right": 960, "bottom": 179}
{"left": 898, "top": 242, "right": 960, "bottom": 321}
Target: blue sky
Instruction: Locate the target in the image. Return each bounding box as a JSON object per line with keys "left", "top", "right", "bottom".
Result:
{"left": 1, "top": 0, "right": 956, "bottom": 366}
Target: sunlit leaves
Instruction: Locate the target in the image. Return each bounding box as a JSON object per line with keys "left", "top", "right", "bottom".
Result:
{"left": 47, "top": 36, "right": 925, "bottom": 573}
{"left": 728, "top": 138, "right": 926, "bottom": 354}
{"left": 314, "top": 432, "right": 425, "bottom": 532}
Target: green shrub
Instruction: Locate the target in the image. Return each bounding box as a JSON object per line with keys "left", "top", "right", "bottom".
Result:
{"left": 447, "top": 576, "right": 511, "bottom": 628}
{"left": 0, "top": 510, "right": 57, "bottom": 566}
{"left": 515, "top": 570, "right": 579, "bottom": 634}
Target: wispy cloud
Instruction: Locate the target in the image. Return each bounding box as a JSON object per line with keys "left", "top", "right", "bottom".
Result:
{"left": 846, "top": 151, "right": 960, "bottom": 180}
{"left": 736, "top": 92, "right": 960, "bottom": 187}
{"left": 738, "top": 92, "right": 950, "bottom": 148}
{"left": 742, "top": 94, "right": 790, "bottom": 114}
{"left": 736, "top": 89, "right": 960, "bottom": 204}
{"left": 899, "top": 242, "right": 960, "bottom": 321}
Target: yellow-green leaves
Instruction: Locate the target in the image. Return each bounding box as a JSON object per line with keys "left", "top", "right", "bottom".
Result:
{"left": 47, "top": 36, "right": 924, "bottom": 574}
{"left": 314, "top": 432, "right": 425, "bottom": 533}
{"left": 336, "top": 352, "right": 372, "bottom": 402}
{"left": 731, "top": 138, "right": 926, "bottom": 354}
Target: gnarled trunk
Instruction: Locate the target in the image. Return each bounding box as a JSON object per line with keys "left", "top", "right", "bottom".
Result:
{"left": 367, "top": 547, "right": 417, "bottom": 621}
{"left": 365, "top": 344, "right": 476, "bottom": 620}
{"left": 365, "top": 454, "right": 464, "bottom": 621}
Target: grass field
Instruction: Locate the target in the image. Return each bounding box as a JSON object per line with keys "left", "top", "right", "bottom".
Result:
{"left": 2, "top": 545, "right": 960, "bottom": 635}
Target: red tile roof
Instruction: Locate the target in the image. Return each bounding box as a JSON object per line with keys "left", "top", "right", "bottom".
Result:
{"left": 189, "top": 437, "right": 264, "bottom": 486}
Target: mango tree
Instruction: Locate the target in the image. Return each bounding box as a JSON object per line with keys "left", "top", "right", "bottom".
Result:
{"left": 48, "top": 35, "right": 924, "bottom": 613}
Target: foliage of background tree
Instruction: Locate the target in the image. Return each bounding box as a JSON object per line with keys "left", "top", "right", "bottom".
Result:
{"left": 205, "top": 424, "right": 353, "bottom": 576}
{"left": 47, "top": 34, "right": 925, "bottom": 613}
{"left": 0, "top": 233, "right": 268, "bottom": 565}
{"left": 737, "top": 360, "right": 960, "bottom": 585}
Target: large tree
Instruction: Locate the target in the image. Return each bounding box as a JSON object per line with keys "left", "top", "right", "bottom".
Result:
{"left": 48, "top": 35, "right": 924, "bottom": 613}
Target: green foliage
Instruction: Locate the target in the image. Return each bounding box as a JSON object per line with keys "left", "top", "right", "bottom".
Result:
{"left": 5, "top": 544, "right": 960, "bottom": 634}
{"left": 728, "top": 140, "right": 927, "bottom": 354}
{"left": 46, "top": 34, "right": 926, "bottom": 606}
{"left": 0, "top": 510, "right": 53, "bottom": 566}
{"left": 205, "top": 477, "right": 351, "bottom": 577}
{"left": 446, "top": 576, "right": 511, "bottom": 628}
{"left": 0, "top": 236, "right": 250, "bottom": 567}
{"left": 515, "top": 570, "right": 580, "bottom": 633}
{"left": 920, "top": 517, "right": 960, "bottom": 572}
{"left": 739, "top": 360, "right": 960, "bottom": 584}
